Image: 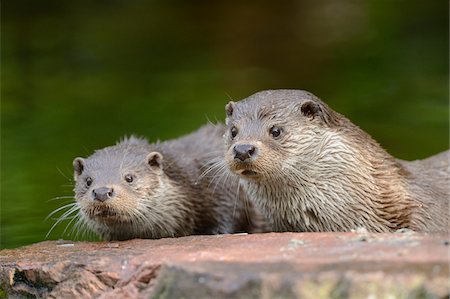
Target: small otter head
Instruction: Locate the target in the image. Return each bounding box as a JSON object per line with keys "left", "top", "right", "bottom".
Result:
{"left": 224, "top": 89, "right": 340, "bottom": 181}
{"left": 72, "top": 136, "right": 169, "bottom": 240}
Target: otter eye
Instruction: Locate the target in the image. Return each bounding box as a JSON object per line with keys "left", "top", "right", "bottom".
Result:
{"left": 124, "top": 174, "right": 134, "bottom": 183}
{"left": 270, "top": 126, "right": 282, "bottom": 138}
{"left": 86, "top": 177, "right": 93, "bottom": 187}
{"left": 230, "top": 126, "right": 238, "bottom": 139}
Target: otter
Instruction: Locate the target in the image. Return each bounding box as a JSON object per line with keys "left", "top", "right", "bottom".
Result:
{"left": 66, "top": 124, "right": 264, "bottom": 241}
{"left": 223, "top": 89, "right": 449, "bottom": 233}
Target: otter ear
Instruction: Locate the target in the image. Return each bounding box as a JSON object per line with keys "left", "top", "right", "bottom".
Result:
{"left": 73, "top": 157, "right": 85, "bottom": 179}
{"left": 147, "top": 152, "right": 163, "bottom": 170}
{"left": 300, "top": 100, "right": 339, "bottom": 127}
{"left": 300, "top": 100, "right": 321, "bottom": 118}
{"left": 225, "top": 101, "right": 235, "bottom": 117}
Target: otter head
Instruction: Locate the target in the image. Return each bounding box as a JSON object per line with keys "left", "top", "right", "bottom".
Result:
{"left": 72, "top": 136, "right": 167, "bottom": 240}
{"left": 224, "top": 89, "right": 340, "bottom": 182}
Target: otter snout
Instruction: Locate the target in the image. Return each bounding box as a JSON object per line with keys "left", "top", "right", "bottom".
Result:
{"left": 234, "top": 144, "right": 257, "bottom": 162}
{"left": 92, "top": 187, "right": 114, "bottom": 202}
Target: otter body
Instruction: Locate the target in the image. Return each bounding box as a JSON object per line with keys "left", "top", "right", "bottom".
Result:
{"left": 224, "top": 89, "right": 449, "bottom": 233}
{"left": 72, "top": 124, "right": 262, "bottom": 240}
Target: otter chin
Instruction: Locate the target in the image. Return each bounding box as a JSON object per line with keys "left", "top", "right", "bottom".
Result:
{"left": 240, "top": 169, "right": 258, "bottom": 177}
{"left": 224, "top": 89, "right": 449, "bottom": 233}
{"left": 228, "top": 160, "right": 260, "bottom": 179}
{"left": 85, "top": 205, "right": 122, "bottom": 221}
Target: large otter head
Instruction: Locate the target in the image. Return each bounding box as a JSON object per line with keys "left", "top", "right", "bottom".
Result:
{"left": 72, "top": 137, "right": 174, "bottom": 240}
{"left": 224, "top": 89, "right": 341, "bottom": 182}
{"left": 224, "top": 90, "right": 413, "bottom": 233}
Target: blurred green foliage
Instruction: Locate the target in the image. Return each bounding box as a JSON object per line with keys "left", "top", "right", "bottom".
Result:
{"left": 1, "top": 1, "right": 448, "bottom": 249}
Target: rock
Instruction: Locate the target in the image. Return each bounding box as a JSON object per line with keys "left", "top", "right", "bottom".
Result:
{"left": 0, "top": 232, "right": 448, "bottom": 298}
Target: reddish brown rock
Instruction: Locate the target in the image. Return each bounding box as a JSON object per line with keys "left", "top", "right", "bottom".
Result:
{"left": 0, "top": 232, "right": 448, "bottom": 298}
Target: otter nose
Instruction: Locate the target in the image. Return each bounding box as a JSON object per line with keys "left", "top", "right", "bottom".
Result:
{"left": 92, "top": 187, "right": 114, "bottom": 202}
{"left": 234, "top": 144, "right": 256, "bottom": 162}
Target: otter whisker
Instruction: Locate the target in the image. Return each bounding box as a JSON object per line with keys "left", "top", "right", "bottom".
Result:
{"left": 138, "top": 201, "right": 176, "bottom": 237}
{"left": 238, "top": 178, "right": 253, "bottom": 227}
{"left": 56, "top": 166, "right": 73, "bottom": 183}
{"left": 61, "top": 213, "right": 80, "bottom": 236}
{"left": 203, "top": 159, "right": 234, "bottom": 193}
{"left": 215, "top": 166, "right": 234, "bottom": 194}
{"left": 204, "top": 115, "right": 223, "bottom": 129}
{"left": 45, "top": 202, "right": 78, "bottom": 221}
{"left": 45, "top": 204, "right": 80, "bottom": 238}
{"left": 47, "top": 196, "right": 75, "bottom": 202}
{"left": 231, "top": 173, "right": 242, "bottom": 219}
{"left": 198, "top": 156, "right": 226, "bottom": 181}
{"left": 77, "top": 215, "right": 93, "bottom": 240}
{"left": 71, "top": 212, "right": 89, "bottom": 240}
{"left": 199, "top": 159, "right": 226, "bottom": 187}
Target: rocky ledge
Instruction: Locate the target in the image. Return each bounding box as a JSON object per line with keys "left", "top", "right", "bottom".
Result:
{"left": 0, "top": 232, "right": 448, "bottom": 298}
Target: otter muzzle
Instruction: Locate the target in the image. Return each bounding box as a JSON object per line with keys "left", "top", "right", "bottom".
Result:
{"left": 92, "top": 187, "right": 114, "bottom": 202}
{"left": 233, "top": 144, "right": 256, "bottom": 162}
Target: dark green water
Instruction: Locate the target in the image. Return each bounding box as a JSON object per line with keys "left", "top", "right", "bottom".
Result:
{"left": 2, "top": 1, "right": 448, "bottom": 249}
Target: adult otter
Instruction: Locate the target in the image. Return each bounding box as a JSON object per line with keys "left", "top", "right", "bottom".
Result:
{"left": 67, "top": 124, "right": 263, "bottom": 240}
{"left": 223, "top": 89, "right": 449, "bottom": 233}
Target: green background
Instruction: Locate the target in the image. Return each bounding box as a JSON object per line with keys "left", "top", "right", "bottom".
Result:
{"left": 2, "top": 1, "right": 448, "bottom": 249}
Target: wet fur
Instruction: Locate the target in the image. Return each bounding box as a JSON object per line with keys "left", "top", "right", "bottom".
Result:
{"left": 224, "top": 89, "right": 449, "bottom": 233}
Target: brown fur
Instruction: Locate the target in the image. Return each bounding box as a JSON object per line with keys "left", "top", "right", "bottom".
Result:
{"left": 69, "top": 124, "right": 266, "bottom": 240}
{"left": 224, "top": 89, "right": 449, "bottom": 233}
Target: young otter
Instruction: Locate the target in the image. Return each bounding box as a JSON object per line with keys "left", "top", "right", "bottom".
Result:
{"left": 223, "top": 89, "right": 449, "bottom": 233}
{"left": 68, "top": 124, "right": 263, "bottom": 240}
